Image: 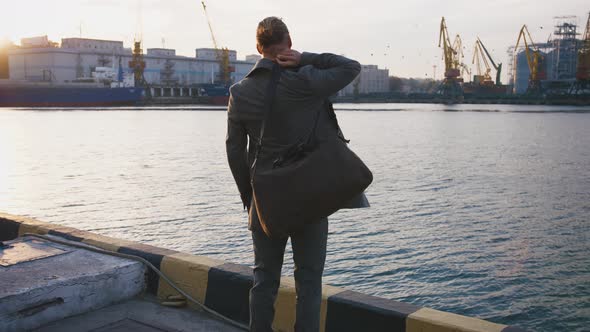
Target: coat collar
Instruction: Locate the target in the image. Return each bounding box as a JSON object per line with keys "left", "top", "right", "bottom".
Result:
{"left": 245, "top": 57, "right": 276, "bottom": 78}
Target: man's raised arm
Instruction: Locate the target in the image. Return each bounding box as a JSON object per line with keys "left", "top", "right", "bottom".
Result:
{"left": 297, "top": 52, "right": 361, "bottom": 97}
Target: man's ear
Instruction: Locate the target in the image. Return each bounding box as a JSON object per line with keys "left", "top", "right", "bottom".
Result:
{"left": 256, "top": 43, "right": 262, "bottom": 55}
{"left": 287, "top": 35, "right": 292, "bottom": 49}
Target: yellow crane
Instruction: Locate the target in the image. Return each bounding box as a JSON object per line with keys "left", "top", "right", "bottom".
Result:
{"left": 127, "top": 1, "right": 149, "bottom": 91}
{"left": 514, "top": 25, "right": 546, "bottom": 93}
{"left": 437, "top": 17, "right": 463, "bottom": 99}
{"left": 129, "top": 41, "right": 146, "bottom": 87}
{"left": 439, "top": 17, "right": 461, "bottom": 80}
{"left": 472, "top": 39, "right": 494, "bottom": 86}
{"left": 200, "top": 1, "right": 233, "bottom": 86}
{"left": 452, "top": 34, "right": 473, "bottom": 82}
{"left": 473, "top": 37, "right": 503, "bottom": 86}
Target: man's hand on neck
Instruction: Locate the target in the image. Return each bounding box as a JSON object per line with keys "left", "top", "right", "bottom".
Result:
{"left": 276, "top": 50, "right": 301, "bottom": 68}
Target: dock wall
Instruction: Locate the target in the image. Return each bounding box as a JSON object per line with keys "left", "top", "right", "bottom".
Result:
{"left": 0, "top": 212, "right": 527, "bottom": 332}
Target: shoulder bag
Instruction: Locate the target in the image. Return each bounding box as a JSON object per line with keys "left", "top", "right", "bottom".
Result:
{"left": 251, "top": 63, "right": 373, "bottom": 238}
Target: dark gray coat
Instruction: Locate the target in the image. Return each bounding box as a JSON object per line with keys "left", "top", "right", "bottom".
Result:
{"left": 226, "top": 52, "right": 361, "bottom": 231}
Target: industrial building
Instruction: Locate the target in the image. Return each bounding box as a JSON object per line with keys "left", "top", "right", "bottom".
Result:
{"left": 3, "top": 35, "right": 390, "bottom": 98}
{"left": 340, "top": 64, "right": 390, "bottom": 96}
{"left": 511, "top": 16, "right": 583, "bottom": 94}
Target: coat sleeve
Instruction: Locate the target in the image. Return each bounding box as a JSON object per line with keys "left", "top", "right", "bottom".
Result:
{"left": 225, "top": 92, "right": 252, "bottom": 210}
{"left": 297, "top": 52, "right": 361, "bottom": 97}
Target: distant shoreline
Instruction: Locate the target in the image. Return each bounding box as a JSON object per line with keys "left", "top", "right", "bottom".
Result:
{"left": 137, "top": 95, "right": 590, "bottom": 107}
{"left": 2, "top": 103, "right": 590, "bottom": 112}
{"left": 331, "top": 96, "right": 590, "bottom": 106}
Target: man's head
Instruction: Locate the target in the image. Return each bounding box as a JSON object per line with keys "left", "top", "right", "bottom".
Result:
{"left": 256, "top": 16, "right": 291, "bottom": 60}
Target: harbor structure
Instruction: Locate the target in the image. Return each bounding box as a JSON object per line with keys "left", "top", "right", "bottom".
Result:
{"left": 550, "top": 16, "right": 580, "bottom": 80}
{"left": 510, "top": 16, "right": 584, "bottom": 94}
{"left": 571, "top": 12, "right": 590, "bottom": 94}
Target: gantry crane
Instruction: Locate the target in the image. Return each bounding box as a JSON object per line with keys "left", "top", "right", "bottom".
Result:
{"left": 473, "top": 37, "right": 502, "bottom": 86}
{"left": 200, "top": 1, "right": 234, "bottom": 86}
{"left": 514, "top": 25, "right": 546, "bottom": 94}
{"left": 437, "top": 17, "right": 464, "bottom": 100}
{"left": 571, "top": 12, "right": 590, "bottom": 94}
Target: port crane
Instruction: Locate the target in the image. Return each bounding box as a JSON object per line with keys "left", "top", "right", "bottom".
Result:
{"left": 472, "top": 38, "right": 502, "bottom": 86}
{"left": 437, "top": 17, "right": 464, "bottom": 99}
{"left": 472, "top": 40, "right": 493, "bottom": 85}
{"left": 514, "top": 25, "right": 546, "bottom": 94}
{"left": 127, "top": 2, "right": 150, "bottom": 94}
{"left": 200, "top": 1, "right": 234, "bottom": 86}
{"left": 129, "top": 41, "right": 147, "bottom": 88}
{"left": 571, "top": 12, "right": 590, "bottom": 94}
{"left": 452, "top": 35, "right": 470, "bottom": 82}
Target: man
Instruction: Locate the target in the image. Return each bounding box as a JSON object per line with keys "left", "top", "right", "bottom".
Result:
{"left": 226, "top": 16, "right": 360, "bottom": 331}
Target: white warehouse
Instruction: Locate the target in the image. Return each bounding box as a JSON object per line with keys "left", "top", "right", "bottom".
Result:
{"left": 7, "top": 37, "right": 256, "bottom": 86}
{"left": 340, "top": 64, "right": 390, "bottom": 96}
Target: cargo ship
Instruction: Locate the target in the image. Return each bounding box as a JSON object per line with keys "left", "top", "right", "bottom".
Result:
{"left": 196, "top": 84, "right": 229, "bottom": 105}
{"left": 463, "top": 82, "right": 508, "bottom": 97}
{"left": 0, "top": 83, "right": 144, "bottom": 107}
{"left": 0, "top": 67, "right": 144, "bottom": 107}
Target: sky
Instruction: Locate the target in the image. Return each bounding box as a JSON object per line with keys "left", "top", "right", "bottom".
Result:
{"left": 1, "top": 0, "right": 588, "bottom": 82}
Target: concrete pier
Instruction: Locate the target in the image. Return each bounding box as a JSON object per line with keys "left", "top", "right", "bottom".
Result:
{"left": 34, "top": 296, "right": 242, "bottom": 332}
{"left": 0, "top": 212, "right": 528, "bottom": 332}
{"left": 0, "top": 236, "right": 145, "bottom": 331}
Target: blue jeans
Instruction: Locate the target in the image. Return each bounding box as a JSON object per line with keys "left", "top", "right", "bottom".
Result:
{"left": 249, "top": 218, "right": 328, "bottom": 332}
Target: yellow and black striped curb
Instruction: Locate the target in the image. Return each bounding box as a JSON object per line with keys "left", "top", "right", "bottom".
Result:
{"left": 0, "top": 212, "right": 527, "bottom": 332}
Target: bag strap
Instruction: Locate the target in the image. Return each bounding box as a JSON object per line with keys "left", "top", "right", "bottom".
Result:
{"left": 305, "top": 104, "right": 322, "bottom": 145}
{"left": 254, "top": 63, "right": 282, "bottom": 160}
{"left": 326, "top": 101, "right": 350, "bottom": 143}
{"left": 306, "top": 101, "right": 349, "bottom": 146}
{"left": 255, "top": 64, "right": 345, "bottom": 160}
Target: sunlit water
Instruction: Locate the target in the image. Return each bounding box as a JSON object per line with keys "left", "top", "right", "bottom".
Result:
{"left": 1, "top": 104, "right": 589, "bottom": 331}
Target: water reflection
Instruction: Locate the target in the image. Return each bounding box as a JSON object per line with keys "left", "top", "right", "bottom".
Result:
{"left": 0, "top": 107, "right": 589, "bottom": 331}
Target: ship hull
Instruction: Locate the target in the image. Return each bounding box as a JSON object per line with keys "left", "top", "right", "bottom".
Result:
{"left": 0, "top": 86, "right": 144, "bottom": 107}
{"left": 198, "top": 84, "right": 229, "bottom": 106}
{"left": 463, "top": 84, "right": 508, "bottom": 96}
{"left": 209, "top": 95, "right": 230, "bottom": 106}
